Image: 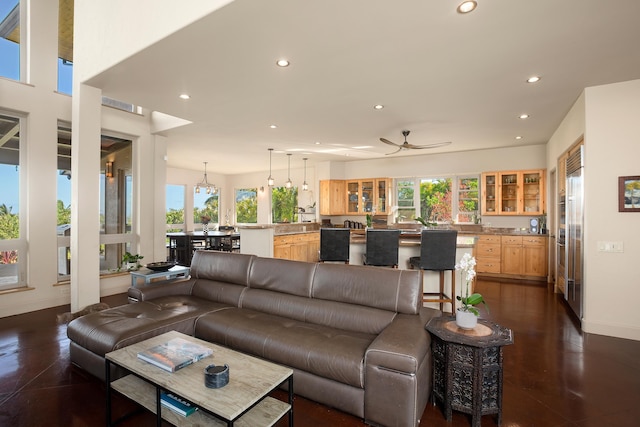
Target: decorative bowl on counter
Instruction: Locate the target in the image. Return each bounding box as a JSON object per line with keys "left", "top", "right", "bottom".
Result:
{"left": 145, "top": 261, "right": 176, "bottom": 272}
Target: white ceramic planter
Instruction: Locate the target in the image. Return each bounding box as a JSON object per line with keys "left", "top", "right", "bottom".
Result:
{"left": 455, "top": 308, "right": 478, "bottom": 330}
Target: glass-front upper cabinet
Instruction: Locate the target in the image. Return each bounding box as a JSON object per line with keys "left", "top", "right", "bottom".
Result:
{"left": 482, "top": 170, "right": 545, "bottom": 216}
{"left": 522, "top": 170, "right": 544, "bottom": 214}
{"left": 346, "top": 181, "right": 360, "bottom": 214}
{"left": 500, "top": 172, "right": 519, "bottom": 215}
{"left": 361, "top": 180, "right": 374, "bottom": 213}
{"left": 375, "top": 178, "right": 390, "bottom": 214}
{"left": 481, "top": 173, "right": 498, "bottom": 215}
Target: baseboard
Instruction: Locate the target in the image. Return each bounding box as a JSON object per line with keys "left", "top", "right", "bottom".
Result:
{"left": 582, "top": 319, "right": 640, "bottom": 341}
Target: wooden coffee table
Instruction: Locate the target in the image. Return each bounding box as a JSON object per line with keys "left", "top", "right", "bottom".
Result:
{"left": 105, "top": 330, "right": 293, "bottom": 426}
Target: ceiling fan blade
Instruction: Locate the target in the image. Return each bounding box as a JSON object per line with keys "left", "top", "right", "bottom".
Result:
{"left": 380, "top": 137, "right": 401, "bottom": 147}
{"left": 385, "top": 146, "right": 404, "bottom": 155}
{"left": 405, "top": 141, "right": 452, "bottom": 150}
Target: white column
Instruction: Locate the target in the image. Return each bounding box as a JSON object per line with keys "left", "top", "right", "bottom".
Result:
{"left": 70, "top": 83, "right": 102, "bottom": 312}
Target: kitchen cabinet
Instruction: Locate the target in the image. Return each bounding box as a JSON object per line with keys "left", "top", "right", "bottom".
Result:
{"left": 475, "top": 235, "right": 501, "bottom": 274}
{"left": 319, "top": 180, "right": 346, "bottom": 215}
{"left": 500, "top": 235, "right": 547, "bottom": 279}
{"left": 481, "top": 170, "right": 545, "bottom": 216}
{"left": 273, "top": 232, "right": 320, "bottom": 262}
{"left": 346, "top": 178, "right": 390, "bottom": 215}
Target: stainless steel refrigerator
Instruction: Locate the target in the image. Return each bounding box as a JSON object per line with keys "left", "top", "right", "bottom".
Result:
{"left": 565, "top": 146, "right": 584, "bottom": 320}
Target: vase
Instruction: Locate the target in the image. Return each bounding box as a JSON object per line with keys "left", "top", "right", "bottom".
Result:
{"left": 203, "top": 223, "right": 209, "bottom": 234}
{"left": 455, "top": 308, "right": 478, "bottom": 330}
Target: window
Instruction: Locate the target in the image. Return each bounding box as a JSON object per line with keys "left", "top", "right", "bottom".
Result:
{"left": 194, "top": 190, "right": 218, "bottom": 228}
{"left": 420, "top": 178, "right": 452, "bottom": 223}
{"left": 396, "top": 179, "right": 415, "bottom": 221}
{"left": 99, "top": 135, "right": 135, "bottom": 274}
{"left": 0, "top": 113, "right": 25, "bottom": 290}
{"left": 166, "top": 185, "right": 185, "bottom": 232}
{"left": 235, "top": 188, "right": 257, "bottom": 224}
{"left": 395, "top": 175, "right": 479, "bottom": 224}
{"left": 57, "top": 123, "right": 72, "bottom": 280}
{"left": 457, "top": 176, "right": 479, "bottom": 223}
{"left": 0, "top": 1, "right": 20, "bottom": 81}
{"left": 57, "top": 0, "right": 73, "bottom": 94}
{"left": 272, "top": 187, "right": 298, "bottom": 224}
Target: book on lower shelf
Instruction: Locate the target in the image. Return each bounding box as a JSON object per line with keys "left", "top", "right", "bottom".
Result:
{"left": 137, "top": 337, "right": 213, "bottom": 372}
{"left": 160, "top": 391, "right": 198, "bottom": 417}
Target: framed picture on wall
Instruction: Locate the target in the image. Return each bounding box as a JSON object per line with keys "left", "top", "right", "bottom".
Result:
{"left": 618, "top": 176, "right": 640, "bottom": 212}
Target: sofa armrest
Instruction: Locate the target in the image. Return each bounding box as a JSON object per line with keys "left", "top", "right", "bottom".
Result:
{"left": 127, "top": 278, "right": 195, "bottom": 301}
{"left": 364, "top": 308, "right": 440, "bottom": 427}
{"left": 366, "top": 312, "right": 431, "bottom": 373}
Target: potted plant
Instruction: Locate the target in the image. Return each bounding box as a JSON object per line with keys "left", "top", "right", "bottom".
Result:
{"left": 122, "top": 252, "right": 143, "bottom": 271}
{"left": 455, "top": 253, "right": 488, "bottom": 329}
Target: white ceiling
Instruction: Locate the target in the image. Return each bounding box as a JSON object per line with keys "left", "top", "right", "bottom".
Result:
{"left": 86, "top": 0, "right": 640, "bottom": 175}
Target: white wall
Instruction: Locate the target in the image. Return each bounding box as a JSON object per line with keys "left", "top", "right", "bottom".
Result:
{"left": 546, "top": 80, "right": 640, "bottom": 341}
{"left": 581, "top": 80, "right": 640, "bottom": 340}
{"left": 74, "top": 0, "right": 234, "bottom": 82}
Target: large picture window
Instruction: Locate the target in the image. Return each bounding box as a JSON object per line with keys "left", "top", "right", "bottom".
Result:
{"left": 272, "top": 187, "right": 298, "bottom": 224}
{"left": 0, "top": 1, "right": 20, "bottom": 81}
{"left": 395, "top": 176, "right": 479, "bottom": 224}
{"left": 235, "top": 188, "right": 257, "bottom": 224}
{"left": 166, "top": 185, "right": 185, "bottom": 233}
{"left": 0, "top": 113, "right": 25, "bottom": 290}
{"left": 194, "top": 190, "right": 219, "bottom": 229}
{"left": 99, "top": 134, "right": 135, "bottom": 274}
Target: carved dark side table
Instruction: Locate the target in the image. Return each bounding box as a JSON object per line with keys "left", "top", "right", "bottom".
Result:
{"left": 426, "top": 317, "right": 513, "bottom": 427}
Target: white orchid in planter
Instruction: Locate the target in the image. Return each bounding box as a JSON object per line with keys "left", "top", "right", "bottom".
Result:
{"left": 455, "top": 253, "right": 489, "bottom": 317}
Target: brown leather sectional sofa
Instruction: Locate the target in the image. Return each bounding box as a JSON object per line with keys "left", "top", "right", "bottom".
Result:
{"left": 67, "top": 251, "right": 440, "bottom": 427}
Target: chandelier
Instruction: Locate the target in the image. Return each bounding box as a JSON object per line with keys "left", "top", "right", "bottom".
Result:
{"left": 195, "top": 162, "right": 217, "bottom": 194}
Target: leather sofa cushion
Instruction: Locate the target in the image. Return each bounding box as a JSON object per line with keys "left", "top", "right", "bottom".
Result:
{"left": 240, "top": 288, "right": 396, "bottom": 335}
{"left": 248, "top": 256, "right": 316, "bottom": 297}
{"left": 195, "top": 307, "right": 375, "bottom": 389}
{"left": 67, "top": 295, "right": 229, "bottom": 356}
{"left": 190, "top": 251, "right": 255, "bottom": 285}
{"left": 312, "top": 263, "right": 422, "bottom": 315}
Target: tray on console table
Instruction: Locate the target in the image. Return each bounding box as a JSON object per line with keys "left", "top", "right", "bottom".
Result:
{"left": 426, "top": 317, "right": 513, "bottom": 427}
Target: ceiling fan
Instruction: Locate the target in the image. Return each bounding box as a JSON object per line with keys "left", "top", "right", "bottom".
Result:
{"left": 380, "top": 130, "right": 451, "bottom": 155}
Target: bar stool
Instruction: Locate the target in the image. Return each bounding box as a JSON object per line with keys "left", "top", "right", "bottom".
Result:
{"left": 409, "top": 229, "right": 458, "bottom": 313}
{"left": 363, "top": 229, "right": 400, "bottom": 268}
{"left": 319, "top": 228, "right": 350, "bottom": 263}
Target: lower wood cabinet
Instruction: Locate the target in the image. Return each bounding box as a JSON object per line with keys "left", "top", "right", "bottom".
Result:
{"left": 273, "top": 232, "right": 320, "bottom": 262}
{"left": 475, "top": 234, "right": 548, "bottom": 281}
{"left": 501, "top": 235, "right": 548, "bottom": 279}
{"left": 475, "top": 235, "right": 501, "bottom": 274}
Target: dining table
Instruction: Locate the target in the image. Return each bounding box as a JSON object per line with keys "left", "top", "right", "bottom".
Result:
{"left": 167, "top": 231, "right": 240, "bottom": 266}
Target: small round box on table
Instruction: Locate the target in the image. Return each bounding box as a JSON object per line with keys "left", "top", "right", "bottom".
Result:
{"left": 425, "top": 317, "right": 513, "bottom": 427}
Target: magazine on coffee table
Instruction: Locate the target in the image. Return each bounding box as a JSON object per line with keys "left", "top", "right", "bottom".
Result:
{"left": 137, "top": 337, "right": 213, "bottom": 372}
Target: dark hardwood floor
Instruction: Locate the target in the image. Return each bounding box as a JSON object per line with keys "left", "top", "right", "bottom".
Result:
{"left": 1, "top": 278, "right": 639, "bottom": 427}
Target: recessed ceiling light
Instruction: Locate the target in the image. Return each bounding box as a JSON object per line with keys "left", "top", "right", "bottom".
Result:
{"left": 179, "top": 94, "right": 190, "bottom": 100}
{"left": 315, "top": 141, "right": 321, "bottom": 145}
{"left": 270, "top": 124, "right": 278, "bottom": 129}
{"left": 457, "top": 1, "right": 477, "bottom": 14}
{"left": 526, "top": 76, "right": 541, "bottom": 83}
{"left": 276, "top": 59, "right": 290, "bottom": 67}
{"left": 519, "top": 114, "right": 530, "bottom": 119}
{"left": 373, "top": 104, "right": 384, "bottom": 110}
{"left": 515, "top": 136, "right": 523, "bottom": 140}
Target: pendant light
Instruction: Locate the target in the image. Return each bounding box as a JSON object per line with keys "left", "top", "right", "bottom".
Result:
{"left": 267, "top": 148, "right": 275, "bottom": 187}
{"left": 195, "top": 161, "right": 217, "bottom": 195}
{"left": 302, "top": 158, "right": 309, "bottom": 191}
{"left": 285, "top": 153, "right": 293, "bottom": 189}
